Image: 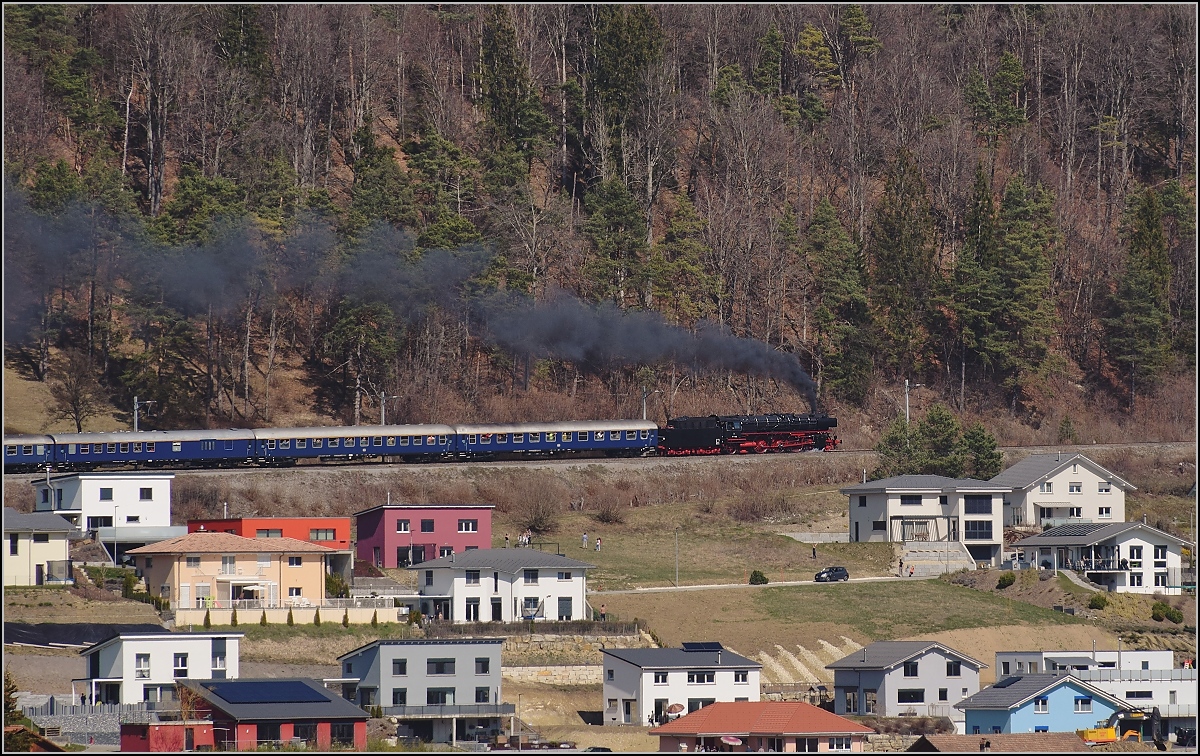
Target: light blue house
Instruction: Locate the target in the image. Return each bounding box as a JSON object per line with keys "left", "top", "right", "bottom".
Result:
{"left": 956, "top": 673, "right": 1126, "bottom": 734}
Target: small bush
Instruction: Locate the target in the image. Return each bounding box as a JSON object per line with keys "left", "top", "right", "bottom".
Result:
{"left": 1151, "top": 601, "right": 1184, "bottom": 623}
{"left": 203, "top": 609, "right": 212, "bottom": 629}
{"left": 259, "top": 611, "right": 268, "bottom": 626}
{"left": 342, "top": 609, "right": 350, "bottom": 628}
{"left": 313, "top": 609, "right": 322, "bottom": 626}
{"left": 749, "top": 570, "right": 769, "bottom": 585}
{"left": 230, "top": 608, "right": 238, "bottom": 626}
{"left": 593, "top": 498, "right": 626, "bottom": 525}
{"left": 996, "top": 572, "right": 1016, "bottom": 590}
{"left": 408, "top": 610, "right": 422, "bottom": 626}
{"left": 371, "top": 610, "right": 378, "bottom": 627}
{"left": 514, "top": 498, "right": 560, "bottom": 534}
{"left": 287, "top": 608, "right": 294, "bottom": 626}
{"left": 1088, "top": 593, "right": 1109, "bottom": 610}
{"left": 1038, "top": 570, "right": 1054, "bottom": 581}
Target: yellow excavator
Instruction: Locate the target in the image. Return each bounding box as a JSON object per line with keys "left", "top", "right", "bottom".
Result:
{"left": 1077, "top": 707, "right": 1166, "bottom": 750}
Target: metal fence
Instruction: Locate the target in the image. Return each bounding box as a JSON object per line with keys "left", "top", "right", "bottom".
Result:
{"left": 425, "top": 619, "right": 641, "bottom": 637}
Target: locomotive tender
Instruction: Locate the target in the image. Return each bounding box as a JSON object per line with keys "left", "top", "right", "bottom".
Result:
{"left": 4, "top": 413, "right": 837, "bottom": 473}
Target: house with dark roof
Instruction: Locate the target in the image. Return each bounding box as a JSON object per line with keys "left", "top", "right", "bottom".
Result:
{"left": 408, "top": 548, "right": 594, "bottom": 622}
{"left": 177, "top": 678, "right": 367, "bottom": 750}
{"left": 649, "top": 700, "right": 873, "bottom": 752}
{"left": 827, "top": 641, "right": 986, "bottom": 727}
{"left": 989, "top": 453, "right": 1134, "bottom": 528}
{"left": 602, "top": 642, "right": 762, "bottom": 726}
{"left": 955, "top": 673, "right": 1124, "bottom": 735}
{"left": 3, "top": 507, "right": 74, "bottom": 586}
{"left": 908, "top": 732, "right": 1090, "bottom": 752}
{"left": 1013, "top": 522, "right": 1188, "bottom": 594}
{"left": 336, "top": 638, "right": 512, "bottom": 746}
{"left": 840, "top": 475, "right": 1009, "bottom": 567}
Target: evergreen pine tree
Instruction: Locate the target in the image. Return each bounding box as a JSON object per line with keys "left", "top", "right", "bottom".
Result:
{"left": 313, "top": 609, "right": 321, "bottom": 626}
{"left": 260, "top": 610, "right": 268, "bottom": 627}
{"left": 872, "top": 418, "right": 920, "bottom": 478}
{"left": 961, "top": 422, "right": 1002, "bottom": 479}
{"left": 342, "top": 609, "right": 350, "bottom": 628}
{"left": 915, "top": 404, "right": 964, "bottom": 477}
{"left": 642, "top": 194, "right": 717, "bottom": 324}
{"left": 754, "top": 24, "right": 784, "bottom": 96}
{"left": 582, "top": 178, "right": 649, "bottom": 305}
{"left": 286, "top": 609, "right": 294, "bottom": 626}
{"left": 230, "top": 608, "right": 238, "bottom": 627}
{"left": 950, "top": 165, "right": 1004, "bottom": 406}
{"left": 203, "top": 609, "right": 212, "bottom": 629}
{"left": 479, "top": 7, "right": 550, "bottom": 161}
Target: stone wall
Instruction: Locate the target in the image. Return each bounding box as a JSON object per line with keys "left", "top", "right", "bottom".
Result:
{"left": 501, "top": 630, "right": 657, "bottom": 666}
{"left": 503, "top": 665, "right": 603, "bottom": 685}
{"left": 863, "top": 734, "right": 921, "bottom": 752}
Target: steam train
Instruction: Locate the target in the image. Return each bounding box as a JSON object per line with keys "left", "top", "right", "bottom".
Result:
{"left": 3, "top": 413, "right": 838, "bottom": 473}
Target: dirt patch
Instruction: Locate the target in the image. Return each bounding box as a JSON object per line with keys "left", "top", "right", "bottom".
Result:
{"left": 4, "top": 585, "right": 163, "bottom": 625}
{"left": 503, "top": 681, "right": 657, "bottom": 751}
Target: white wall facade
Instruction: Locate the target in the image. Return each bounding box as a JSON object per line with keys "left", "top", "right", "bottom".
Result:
{"left": 79, "top": 633, "right": 241, "bottom": 705}
{"left": 995, "top": 650, "right": 1175, "bottom": 676}
{"left": 1004, "top": 460, "right": 1128, "bottom": 527}
{"left": 3, "top": 530, "right": 71, "bottom": 586}
{"left": 33, "top": 473, "right": 174, "bottom": 530}
{"left": 832, "top": 648, "right": 982, "bottom": 720}
{"left": 1073, "top": 669, "right": 1197, "bottom": 721}
{"left": 847, "top": 486, "right": 1005, "bottom": 565}
{"left": 1018, "top": 528, "right": 1185, "bottom": 595}
{"left": 418, "top": 564, "right": 589, "bottom": 623}
{"left": 602, "top": 654, "right": 760, "bottom": 726}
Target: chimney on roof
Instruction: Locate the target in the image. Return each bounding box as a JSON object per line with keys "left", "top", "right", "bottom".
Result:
{"left": 717, "top": 650, "right": 721, "bottom": 664}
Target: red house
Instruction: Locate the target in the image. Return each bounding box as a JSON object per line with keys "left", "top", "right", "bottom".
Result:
{"left": 354, "top": 504, "right": 493, "bottom": 568}
{"left": 188, "top": 516, "right": 351, "bottom": 550}
{"left": 120, "top": 721, "right": 216, "bottom": 752}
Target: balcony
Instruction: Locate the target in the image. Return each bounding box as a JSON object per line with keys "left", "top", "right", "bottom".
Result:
{"left": 1040, "top": 517, "right": 1092, "bottom": 528}
{"left": 381, "top": 703, "right": 515, "bottom": 718}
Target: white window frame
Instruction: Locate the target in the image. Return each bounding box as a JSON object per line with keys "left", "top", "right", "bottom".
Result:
{"left": 1034, "top": 696, "right": 1049, "bottom": 714}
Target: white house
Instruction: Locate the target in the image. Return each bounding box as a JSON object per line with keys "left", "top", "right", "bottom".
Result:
{"left": 827, "top": 641, "right": 986, "bottom": 730}
{"left": 1013, "top": 522, "right": 1188, "bottom": 595}
{"left": 3, "top": 507, "right": 75, "bottom": 586}
{"left": 990, "top": 453, "right": 1134, "bottom": 528}
{"left": 32, "top": 472, "right": 175, "bottom": 530}
{"left": 336, "top": 638, "right": 511, "bottom": 745}
{"left": 995, "top": 650, "right": 1175, "bottom": 677}
{"left": 841, "top": 475, "right": 1009, "bottom": 567}
{"left": 407, "top": 549, "right": 593, "bottom": 623}
{"left": 602, "top": 643, "right": 761, "bottom": 726}
{"left": 74, "top": 631, "right": 243, "bottom": 705}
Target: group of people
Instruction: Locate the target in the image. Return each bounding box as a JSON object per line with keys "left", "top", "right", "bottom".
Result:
{"left": 582, "top": 531, "right": 601, "bottom": 551}
{"left": 504, "top": 529, "right": 536, "bottom": 548}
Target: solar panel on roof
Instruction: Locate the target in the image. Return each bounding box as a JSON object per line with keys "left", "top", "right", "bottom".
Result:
{"left": 681, "top": 642, "right": 724, "bottom": 652}
{"left": 991, "top": 677, "right": 1021, "bottom": 688}
{"left": 203, "top": 680, "right": 330, "bottom": 704}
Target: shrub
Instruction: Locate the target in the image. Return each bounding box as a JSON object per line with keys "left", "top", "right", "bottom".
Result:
{"left": 313, "top": 609, "right": 322, "bottom": 626}
{"left": 749, "top": 570, "right": 769, "bottom": 585}
{"left": 514, "top": 498, "right": 560, "bottom": 534}
{"left": 408, "top": 610, "right": 422, "bottom": 626}
{"left": 593, "top": 498, "right": 625, "bottom": 525}
{"left": 230, "top": 608, "right": 238, "bottom": 626}
{"left": 371, "top": 610, "right": 378, "bottom": 627}
{"left": 370, "top": 704, "right": 383, "bottom": 719}
{"left": 1088, "top": 593, "right": 1109, "bottom": 610}
{"left": 342, "top": 609, "right": 350, "bottom": 628}
{"left": 1151, "top": 601, "right": 1184, "bottom": 623}
{"left": 287, "top": 608, "right": 294, "bottom": 626}
{"left": 203, "top": 609, "right": 212, "bottom": 629}
{"left": 260, "top": 611, "right": 268, "bottom": 627}
{"left": 996, "top": 572, "right": 1016, "bottom": 590}
{"left": 326, "top": 572, "right": 350, "bottom": 599}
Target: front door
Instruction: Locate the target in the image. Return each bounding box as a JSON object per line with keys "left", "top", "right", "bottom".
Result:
{"left": 412, "top": 546, "right": 426, "bottom": 564}
{"left": 185, "top": 727, "right": 195, "bottom": 750}
{"left": 623, "top": 699, "right": 633, "bottom": 724}
{"left": 491, "top": 598, "right": 503, "bottom": 622}
{"left": 558, "top": 597, "right": 572, "bottom": 621}
{"left": 854, "top": 522, "right": 859, "bottom": 542}
{"left": 949, "top": 520, "right": 958, "bottom": 541}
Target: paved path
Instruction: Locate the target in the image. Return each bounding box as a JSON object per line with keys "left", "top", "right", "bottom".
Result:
{"left": 590, "top": 574, "right": 936, "bottom": 596}
{"left": 1057, "top": 568, "right": 1101, "bottom": 593}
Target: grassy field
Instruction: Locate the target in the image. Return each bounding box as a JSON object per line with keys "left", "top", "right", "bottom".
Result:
{"left": 492, "top": 501, "right": 895, "bottom": 591}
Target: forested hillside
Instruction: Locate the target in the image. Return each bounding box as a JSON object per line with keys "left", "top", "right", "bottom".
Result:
{"left": 3, "top": 5, "right": 1195, "bottom": 440}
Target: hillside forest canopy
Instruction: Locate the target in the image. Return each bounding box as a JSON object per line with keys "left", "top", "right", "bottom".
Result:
{"left": 2, "top": 4, "right": 1195, "bottom": 437}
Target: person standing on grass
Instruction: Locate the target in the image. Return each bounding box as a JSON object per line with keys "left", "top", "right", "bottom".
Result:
{"left": 812, "top": 545, "right": 817, "bottom": 560}
{"left": 600, "top": 603, "right": 606, "bottom": 621}
{"left": 505, "top": 533, "right": 510, "bottom": 548}
{"left": 595, "top": 536, "right": 601, "bottom": 552}
{"left": 582, "top": 531, "right": 588, "bottom": 549}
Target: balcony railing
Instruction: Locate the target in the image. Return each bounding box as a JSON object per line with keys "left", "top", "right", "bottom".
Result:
{"left": 177, "top": 596, "right": 397, "bottom": 611}
{"left": 381, "top": 703, "right": 515, "bottom": 718}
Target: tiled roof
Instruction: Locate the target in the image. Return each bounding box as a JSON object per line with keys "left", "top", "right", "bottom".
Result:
{"left": 127, "top": 531, "right": 335, "bottom": 554}
{"left": 407, "top": 548, "right": 594, "bottom": 572}
{"left": 840, "top": 475, "right": 1009, "bottom": 493}
{"left": 988, "top": 453, "right": 1134, "bottom": 491}
{"left": 3, "top": 507, "right": 75, "bottom": 533}
{"left": 826, "top": 641, "right": 986, "bottom": 671}
{"left": 603, "top": 645, "right": 761, "bottom": 670}
{"left": 955, "top": 674, "right": 1123, "bottom": 711}
{"left": 909, "top": 733, "right": 1090, "bottom": 752}
{"left": 1013, "top": 522, "right": 1186, "bottom": 548}
{"left": 650, "top": 701, "right": 873, "bottom": 737}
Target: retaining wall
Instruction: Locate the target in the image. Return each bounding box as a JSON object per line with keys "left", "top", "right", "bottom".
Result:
{"left": 174, "top": 606, "right": 394, "bottom": 626}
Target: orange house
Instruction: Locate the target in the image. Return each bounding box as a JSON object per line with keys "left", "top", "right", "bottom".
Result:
{"left": 188, "top": 517, "right": 351, "bottom": 550}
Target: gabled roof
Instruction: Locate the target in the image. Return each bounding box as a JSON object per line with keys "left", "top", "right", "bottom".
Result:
{"left": 840, "top": 475, "right": 1009, "bottom": 494}
{"left": 1013, "top": 521, "right": 1187, "bottom": 549}
{"left": 650, "top": 701, "right": 873, "bottom": 737}
{"left": 989, "top": 453, "right": 1135, "bottom": 491}
{"left": 909, "top": 733, "right": 1090, "bottom": 752}
{"left": 406, "top": 548, "right": 594, "bottom": 572}
{"left": 81, "top": 631, "right": 244, "bottom": 656}
{"left": 183, "top": 678, "right": 367, "bottom": 722}
{"left": 954, "top": 673, "right": 1124, "bottom": 711}
{"left": 127, "top": 531, "right": 336, "bottom": 554}
{"left": 826, "top": 641, "right": 986, "bottom": 671}
{"left": 3, "top": 507, "right": 75, "bottom": 533}
{"left": 603, "top": 644, "right": 761, "bottom": 670}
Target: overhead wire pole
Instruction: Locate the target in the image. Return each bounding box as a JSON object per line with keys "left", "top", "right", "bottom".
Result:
{"left": 133, "top": 396, "right": 156, "bottom": 432}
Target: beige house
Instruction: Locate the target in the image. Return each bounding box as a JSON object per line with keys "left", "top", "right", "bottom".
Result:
{"left": 989, "top": 453, "right": 1133, "bottom": 528}
{"left": 127, "top": 531, "right": 336, "bottom": 611}
{"left": 4, "top": 507, "right": 75, "bottom": 586}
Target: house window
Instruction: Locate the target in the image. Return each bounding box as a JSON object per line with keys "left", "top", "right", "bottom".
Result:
{"left": 828, "top": 737, "right": 851, "bottom": 751}
{"left": 212, "top": 652, "right": 226, "bottom": 672}
{"left": 1098, "top": 481, "right": 1111, "bottom": 493}
{"left": 607, "top": 670, "right": 614, "bottom": 681}
{"left": 1034, "top": 696, "right": 1048, "bottom": 713}
{"left": 897, "top": 689, "right": 925, "bottom": 703}
{"left": 427, "top": 688, "right": 455, "bottom": 705}
{"left": 524, "top": 569, "right": 539, "bottom": 585}
{"left": 900, "top": 495, "right": 921, "bottom": 506}
{"left": 872, "top": 521, "right": 886, "bottom": 531}
{"left": 173, "top": 653, "right": 188, "bottom": 678}
{"left": 458, "top": 519, "right": 478, "bottom": 533}
{"left": 139, "top": 487, "right": 153, "bottom": 501}
{"left": 145, "top": 557, "right": 153, "bottom": 568}
{"left": 465, "top": 598, "right": 480, "bottom": 621}
{"left": 289, "top": 587, "right": 302, "bottom": 597}
{"left": 1126, "top": 691, "right": 1153, "bottom": 700}
{"left": 256, "top": 529, "right": 282, "bottom": 538}
{"left": 903, "top": 661, "right": 918, "bottom": 677}
{"left": 476, "top": 687, "right": 490, "bottom": 703}
{"left": 1129, "top": 546, "right": 1143, "bottom": 568}
{"left": 939, "top": 688, "right": 948, "bottom": 701}
{"left": 654, "top": 672, "right": 668, "bottom": 684}
{"left": 964, "top": 521, "right": 993, "bottom": 540}
{"left": 257, "top": 553, "right": 271, "bottom": 570}
{"left": 939, "top": 495, "right": 948, "bottom": 506}
{"left": 558, "top": 571, "right": 572, "bottom": 581}
{"left": 858, "top": 496, "right": 867, "bottom": 507}
{"left": 125, "top": 516, "right": 140, "bottom": 524}
{"left": 466, "top": 570, "right": 481, "bottom": 585}
{"left": 421, "top": 519, "right": 435, "bottom": 533}
{"left": 734, "top": 670, "right": 749, "bottom": 683}
{"left": 946, "top": 660, "right": 961, "bottom": 677}
{"left": 1069, "top": 482, "right": 1082, "bottom": 493}
{"left": 185, "top": 556, "right": 200, "bottom": 568}
{"left": 396, "top": 520, "right": 410, "bottom": 533}
{"left": 1039, "top": 482, "right": 1053, "bottom": 494}
{"left": 135, "top": 654, "right": 151, "bottom": 679}
{"left": 427, "top": 658, "right": 455, "bottom": 675}
{"left": 1002, "top": 662, "right": 1010, "bottom": 675}
{"left": 1068, "top": 507, "right": 1082, "bottom": 518}
{"left": 768, "top": 738, "right": 788, "bottom": 752}
{"left": 1154, "top": 545, "right": 1167, "bottom": 564}
{"left": 1099, "top": 507, "right": 1112, "bottom": 519}
{"left": 99, "top": 488, "right": 113, "bottom": 501}
{"left": 392, "top": 689, "right": 407, "bottom": 706}
{"left": 687, "top": 671, "right": 715, "bottom": 684}
{"left": 221, "top": 556, "right": 236, "bottom": 574}
{"left": 392, "top": 659, "right": 407, "bottom": 676}
{"left": 474, "top": 657, "right": 490, "bottom": 675}
{"left": 1154, "top": 573, "right": 1169, "bottom": 587}
{"left": 964, "top": 495, "right": 992, "bottom": 514}
{"left": 439, "top": 546, "right": 453, "bottom": 558}
{"left": 32, "top": 533, "right": 50, "bottom": 543}
{"left": 687, "top": 698, "right": 715, "bottom": 712}
{"left": 309, "top": 528, "right": 336, "bottom": 541}
{"left": 1075, "top": 697, "right": 1092, "bottom": 713}
{"left": 288, "top": 556, "right": 302, "bottom": 567}
{"left": 425, "top": 571, "right": 434, "bottom": 586}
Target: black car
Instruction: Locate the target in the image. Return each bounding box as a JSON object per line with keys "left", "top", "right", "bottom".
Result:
{"left": 814, "top": 566, "right": 849, "bottom": 582}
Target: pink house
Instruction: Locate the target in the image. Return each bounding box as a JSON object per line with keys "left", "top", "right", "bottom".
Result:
{"left": 354, "top": 504, "right": 494, "bottom": 568}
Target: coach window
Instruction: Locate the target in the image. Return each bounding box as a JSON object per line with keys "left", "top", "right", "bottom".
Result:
{"left": 80, "top": 444, "right": 89, "bottom": 454}
{"left": 266, "top": 440, "right": 276, "bottom": 450}
{"left": 172, "top": 442, "right": 181, "bottom": 452}
{"left": 5, "top": 445, "right": 15, "bottom": 456}
{"left": 438, "top": 435, "right": 448, "bottom": 445}
{"left": 361, "top": 437, "right": 369, "bottom": 447}
{"left": 626, "top": 430, "right": 636, "bottom": 440}
{"left": 546, "top": 432, "right": 557, "bottom": 442}
{"left": 578, "top": 432, "right": 588, "bottom": 442}
{"left": 529, "top": 433, "right": 540, "bottom": 442}
{"left": 107, "top": 443, "right": 117, "bottom": 453}
{"left": 328, "top": 438, "right": 339, "bottom": 448}
{"left": 373, "top": 436, "right": 383, "bottom": 446}
{"left": 345, "top": 437, "right": 355, "bottom": 447}
{"left": 387, "top": 437, "right": 396, "bottom": 447}
{"left": 120, "top": 443, "right": 130, "bottom": 453}
{"left": 279, "top": 439, "right": 290, "bottom": 449}
{"left": 296, "top": 439, "right": 306, "bottom": 449}
{"left": 480, "top": 434, "right": 491, "bottom": 444}
{"left": 412, "top": 436, "right": 422, "bottom": 446}
{"left": 513, "top": 433, "right": 524, "bottom": 443}
{"left": 399, "top": 436, "right": 410, "bottom": 446}
{"left": 146, "top": 442, "right": 155, "bottom": 452}
{"left": 561, "top": 432, "right": 572, "bottom": 442}
{"left": 133, "top": 443, "right": 141, "bottom": 453}
{"left": 641, "top": 430, "right": 650, "bottom": 439}
{"left": 312, "top": 438, "right": 323, "bottom": 448}
{"left": 497, "top": 433, "right": 508, "bottom": 443}
{"left": 468, "top": 435, "right": 478, "bottom": 444}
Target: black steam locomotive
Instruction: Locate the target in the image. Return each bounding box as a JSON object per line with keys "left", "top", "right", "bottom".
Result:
{"left": 658, "top": 413, "right": 839, "bottom": 455}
